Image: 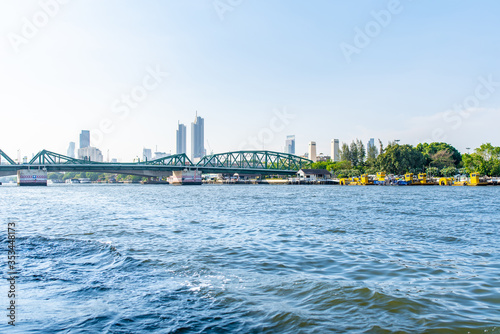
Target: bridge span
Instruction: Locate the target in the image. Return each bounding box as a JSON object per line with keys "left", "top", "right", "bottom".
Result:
{"left": 0, "top": 149, "right": 312, "bottom": 178}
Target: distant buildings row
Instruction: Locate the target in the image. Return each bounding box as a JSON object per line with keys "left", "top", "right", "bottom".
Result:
{"left": 142, "top": 113, "right": 206, "bottom": 162}
{"left": 305, "top": 138, "right": 376, "bottom": 162}
{"left": 307, "top": 140, "right": 340, "bottom": 163}
{"left": 67, "top": 130, "right": 104, "bottom": 162}
{"left": 66, "top": 113, "right": 206, "bottom": 163}
{"left": 66, "top": 117, "right": 374, "bottom": 164}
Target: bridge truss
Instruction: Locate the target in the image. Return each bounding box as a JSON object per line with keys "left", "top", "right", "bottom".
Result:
{"left": 0, "top": 150, "right": 16, "bottom": 165}
{"left": 0, "top": 149, "right": 312, "bottom": 176}
{"left": 30, "top": 150, "right": 98, "bottom": 165}
{"left": 195, "top": 150, "right": 311, "bottom": 172}
{"left": 145, "top": 153, "right": 192, "bottom": 167}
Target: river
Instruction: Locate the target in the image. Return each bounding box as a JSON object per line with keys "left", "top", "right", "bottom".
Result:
{"left": 0, "top": 184, "right": 499, "bottom": 333}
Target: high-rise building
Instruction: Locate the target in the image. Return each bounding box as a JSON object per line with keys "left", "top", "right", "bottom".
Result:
{"left": 331, "top": 139, "right": 340, "bottom": 162}
{"left": 67, "top": 142, "right": 75, "bottom": 158}
{"left": 285, "top": 135, "right": 295, "bottom": 155}
{"left": 142, "top": 148, "right": 152, "bottom": 161}
{"left": 77, "top": 147, "right": 103, "bottom": 162}
{"left": 191, "top": 113, "right": 205, "bottom": 160}
{"left": 367, "top": 138, "right": 375, "bottom": 151}
{"left": 367, "top": 138, "right": 377, "bottom": 159}
{"left": 79, "top": 130, "right": 90, "bottom": 149}
{"left": 176, "top": 123, "right": 187, "bottom": 154}
{"left": 308, "top": 141, "right": 317, "bottom": 162}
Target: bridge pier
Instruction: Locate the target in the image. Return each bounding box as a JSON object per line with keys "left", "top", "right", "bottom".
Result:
{"left": 169, "top": 170, "right": 202, "bottom": 185}
{"left": 17, "top": 169, "right": 47, "bottom": 186}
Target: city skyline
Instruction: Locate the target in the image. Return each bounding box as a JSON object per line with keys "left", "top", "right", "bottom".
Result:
{"left": 1, "top": 2, "right": 500, "bottom": 161}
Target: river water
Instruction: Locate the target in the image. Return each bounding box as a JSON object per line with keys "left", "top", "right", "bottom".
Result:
{"left": 0, "top": 184, "right": 499, "bottom": 333}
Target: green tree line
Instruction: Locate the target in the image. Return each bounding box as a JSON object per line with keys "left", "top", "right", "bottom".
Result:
{"left": 311, "top": 141, "right": 500, "bottom": 177}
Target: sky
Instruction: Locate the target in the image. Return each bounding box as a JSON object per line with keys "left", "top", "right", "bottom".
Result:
{"left": 1, "top": 0, "right": 500, "bottom": 162}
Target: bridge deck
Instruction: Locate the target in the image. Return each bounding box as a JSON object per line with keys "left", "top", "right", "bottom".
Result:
{"left": 0, "top": 149, "right": 312, "bottom": 177}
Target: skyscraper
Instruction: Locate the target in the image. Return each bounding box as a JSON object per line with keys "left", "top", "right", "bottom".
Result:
{"left": 308, "top": 141, "right": 317, "bottom": 162}
{"left": 191, "top": 113, "right": 205, "bottom": 160}
{"left": 331, "top": 139, "right": 340, "bottom": 162}
{"left": 142, "top": 148, "right": 152, "bottom": 161}
{"left": 67, "top": 142, "right": 75, "bottom": 158}
{"left": 367, "top": 138, "right": 377, "bottom": 159}
{"left": 176, "top": 123, "right": 187, "bottom": 154}
{"left": 285, "top": 135, "right": 295, "bottom": 155}
{"left": 367, "top": 138, "right": 375, "bottom": 151}
{"left": 79, "top": 130, "right": 90, "bottom": 149}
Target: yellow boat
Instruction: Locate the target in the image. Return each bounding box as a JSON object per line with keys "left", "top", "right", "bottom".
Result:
{"left": 452, "top": 173, "right": 488, "bottom": 186}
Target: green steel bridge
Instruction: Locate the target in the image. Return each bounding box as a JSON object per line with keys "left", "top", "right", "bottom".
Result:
{"left": 0, "top": 149, "right": 312, "bottom": 178}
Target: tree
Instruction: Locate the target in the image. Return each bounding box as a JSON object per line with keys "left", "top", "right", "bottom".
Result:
{"left": 462, "top": 143, "right": 500, "bottom": 176}
{"left": 364, "top": 166, "right": 378, "bottom": 175}
{"left": 378, "top": 139, "right": 384, "bottom": 155}
{"left": 62, "top": 172, "right": 78, "bottom": 180}
{"left": 416, "top": 142, "right": 461, "bottom": 166}
{"left": 377, "top": 143, "right": 426, "bottom": 175}
{"left": 328, "top": 160, "right": 352, "bottom": 173}
{"left": 426, "top": 167, "right": 440, "bottom": 177}
{"left": 475, "top": 143, "right": 500, "bottom": 161}
{"left": 350, "top": 141, "right": 359, "bottom": 167}
{"left": 347, "top": 169, "right": 362, "bottom": 177}
{"left": 311, "top": 161, "right": 329, "bottom": 170}
{"left": 430, "top": 150, "right": 455, "bottom": 169}
{"left": 441, "top": 166, "right": 458, "bottom": 177}
{"left": 367, "top": 143, "right": 378, "bottom": 161}
{"left": 356, "top": 139, "right": 365, "bottom": 165}
{"left": 340, "top": 143, "right": 350, "bottom": 162}
{"left": 48, "top": 172, "right": 63, "bottom": 180}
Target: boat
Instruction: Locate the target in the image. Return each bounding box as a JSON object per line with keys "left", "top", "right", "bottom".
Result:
{"left": 65, "top": 179, "right": 80, "bottom": 184}
{"left": 452, "top": 173, "right": 489, "bottom": 186}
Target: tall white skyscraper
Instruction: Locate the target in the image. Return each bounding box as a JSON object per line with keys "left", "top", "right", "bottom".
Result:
{"left": 67, "top": 142, "right": 75, "bottom": 158}
{"left": 331, "top": 139, "right": 340, "bottom": 162}
{"left": 191, "top": 113, "right": 205, "bottom": 160}
{"left": 308, "top": 141, "right": 317, "bottom": 162}
{"left": 176, "top": 123, "right": 187, "bottom": 154}
{"left": 285, "top": 135, "right": 295, "bottom": 154}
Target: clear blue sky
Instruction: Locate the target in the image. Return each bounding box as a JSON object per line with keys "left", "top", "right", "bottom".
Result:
{"left": 1, "top": 0, "right": 500, "bottom": 161}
